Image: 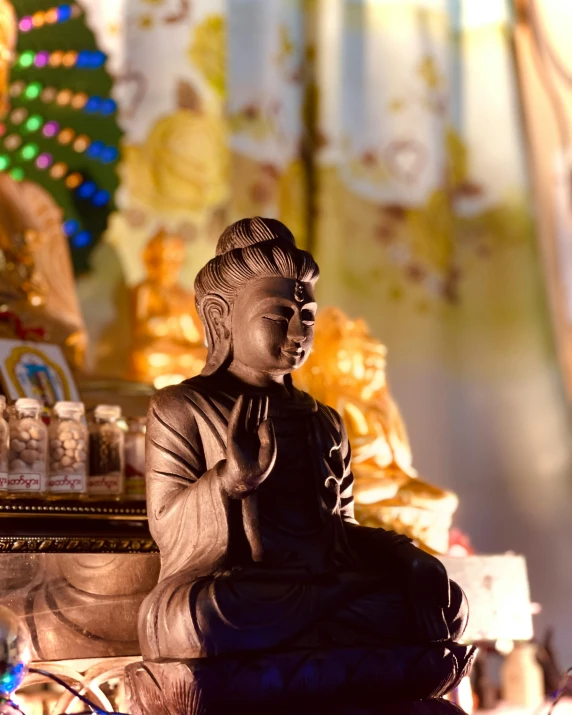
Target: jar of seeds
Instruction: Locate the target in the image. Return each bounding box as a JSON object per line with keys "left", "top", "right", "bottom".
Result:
{"left": 88, "top": 405, "right": 124, "bottom": 498}
{"left": 8, "top": 398, "right": 48, "bottom": 496}
{"left": 48, "top": 401, "right": 88, "bottom": 496}
{"left": 0, "top": 396, "right": 8, "bottom": 493}
{"left": 124, "top": 417, "right": 146, "bottom": 501}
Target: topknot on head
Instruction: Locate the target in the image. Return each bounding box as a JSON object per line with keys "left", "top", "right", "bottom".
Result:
{"left": 215, "top": 217, "right": 296, "bottom": 256}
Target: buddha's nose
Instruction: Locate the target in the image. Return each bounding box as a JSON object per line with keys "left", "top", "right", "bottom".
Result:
{"left": 287, "top": 315, "right": 306, "bottom": 344}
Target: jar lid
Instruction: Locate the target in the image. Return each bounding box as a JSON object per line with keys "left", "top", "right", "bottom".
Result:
{"left": 54, "top": 401, "right": 85, "bottom": 417}
{"left": 15, "top": 398, "right": 42, "bottom": 411}
{"left": 94, "top": 404, "right": 121, "bottom": 421}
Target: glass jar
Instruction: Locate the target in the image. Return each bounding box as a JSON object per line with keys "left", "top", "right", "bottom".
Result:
{"left": 0, "top": 396, "right": 8, "bottom": 493}
{"left": 8, "top": 398, "right": 48, "bottom": 497}
{"left": 88, "top": 405, "right": 125, "bottom": 498}
{"left": 48, "top": 401, "right": 88, "bottom": 497}
{"left": 124, "top": 417, "right": 146, "bottom": 501}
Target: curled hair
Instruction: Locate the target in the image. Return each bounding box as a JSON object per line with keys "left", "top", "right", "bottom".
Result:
{"left": 194, "top": 217, "right": 320, "bottom": 376}
{"left": 194, "top": 217, "right": 319, "bottom": 319}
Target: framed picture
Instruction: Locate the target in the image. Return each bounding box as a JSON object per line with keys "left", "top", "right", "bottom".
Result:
{"left": 0, "top": 339, "right": 79, "bottom": 407}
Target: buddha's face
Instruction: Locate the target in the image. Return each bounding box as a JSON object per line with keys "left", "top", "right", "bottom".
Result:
{"left": 231, "top": 276, "right": 316, "bottom": 377}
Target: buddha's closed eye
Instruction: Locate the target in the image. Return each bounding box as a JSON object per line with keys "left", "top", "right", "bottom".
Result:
{"left": 263, "top": 315, "right": 288, "bottom": 325}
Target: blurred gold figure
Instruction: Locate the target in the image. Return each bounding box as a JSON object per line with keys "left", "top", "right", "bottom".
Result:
{"left": 130, "top": 229, "right": 206, "bottom": 388}
{"left": 294, "top": 307, "right": 457, "bottom": 554}
{"left": 0, "top": 0, "right": 16, "bottom": 115}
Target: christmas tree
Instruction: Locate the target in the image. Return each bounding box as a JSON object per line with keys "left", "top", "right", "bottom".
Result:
{"left": 2, "top": 0, "right": 121, "bottom": 273}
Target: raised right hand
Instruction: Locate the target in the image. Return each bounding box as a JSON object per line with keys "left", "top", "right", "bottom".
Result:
{"left": 218, "top": 394, "right": 277, "bottom": 498}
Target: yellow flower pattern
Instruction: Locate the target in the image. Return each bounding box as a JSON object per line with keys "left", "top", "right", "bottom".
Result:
{"left": 122, "top": 109, "right": 228, "bottom": 218}
{"left": 188, "top": 14, "right": 226, "bottom": 97}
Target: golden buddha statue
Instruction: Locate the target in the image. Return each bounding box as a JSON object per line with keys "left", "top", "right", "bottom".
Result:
{"left": 130, "top": 228, "right": 206, "bottom": 388}
{"left": 0, "top": 175, "right": 88, "bottom": 370}
{"left": 294, "top": 307, "right": 458, "bottom": 554}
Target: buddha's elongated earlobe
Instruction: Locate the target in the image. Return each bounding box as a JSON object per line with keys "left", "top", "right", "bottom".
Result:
{"left": 200, "top": 294, "right": 232, "bottom": 376}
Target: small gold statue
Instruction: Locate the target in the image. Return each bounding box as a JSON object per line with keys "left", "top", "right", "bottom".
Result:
{"left": 130, "top": 228, "right": 206, "bottom": 388}
{"left": 0, "top": 0, "right": 16, "bottom": 116}
{"left": 294, "top": 307, "right": 458, "bottom": 554}
{"left": 0, "top": 175, "right": 88, "bottom": 369}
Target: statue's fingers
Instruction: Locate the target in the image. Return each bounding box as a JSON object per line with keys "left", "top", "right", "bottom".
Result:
{"left": 228, "top": 394, "right": 245, "bottom": 440}
{"left": 255, "top": 395, "right": 263, "bottom": 427}
{"left": 244, "top": 396, "right": 254, "bottom": 434}
{"left": 258, "top": 419, "right": 277, "bottom": 475}
{"left": 261, "top": 395, "right": 269, "bottom": 422}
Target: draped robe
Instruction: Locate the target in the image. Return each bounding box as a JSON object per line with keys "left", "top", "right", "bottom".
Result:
{"left": 139, "top": 374, "right": 464, "bottom": 660}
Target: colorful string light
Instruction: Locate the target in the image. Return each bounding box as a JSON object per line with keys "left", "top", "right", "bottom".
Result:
{"left": 4, "top": 135, "right": 22, "bottom": 150}
{"left": 65, "top": 172, "right": 82, "bottom": 189}
{"left": 18, "top": 4, "right": 82, "bottom": 33}
{"left": 36, "top": 153, "right": 53, "bottom": 169}
{"left": 3, "top": 107, "right": 118, "bottom": 166}
{"left": 50, "top": 162, "right": 67, "bottom": 179}
{"left": 16, "top": 49, "right": 106, "bottom": 70}
{"left": 57, "top": 128, "right": 75, "bottom": 145}
{"left": 62, "top": 219, "right": 93, "bottom": 247}
{"left": 42, "top": 120, "right": 59, "bottom": 137}
{"left": 72, "top": 230, "right": 92, "bottom": 247}
{"left": 10, "top": 81, "right": 117, "bottom": 116}
{"left": 6, "top": 19, "right": 115, "bottom": 252}
{"left": 10, "top": 108, "right": 28, "bottom": 124}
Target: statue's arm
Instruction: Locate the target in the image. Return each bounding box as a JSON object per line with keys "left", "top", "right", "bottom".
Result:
{"left": 145, "top": 386, "right": 229, "bottom": 573}
{"left": 335, "top": 409, "right": 412, "bottom": 559}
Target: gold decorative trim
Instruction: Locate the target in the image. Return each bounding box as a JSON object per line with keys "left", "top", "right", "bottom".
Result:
{"left": 0, "top": 502, "right": 147, "bottom": 520}
{"left": 0, "top": 535, "right": 158, "bottom": 553}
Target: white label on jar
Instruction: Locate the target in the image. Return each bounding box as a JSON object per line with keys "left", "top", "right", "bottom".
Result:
{"left": 9, "top": 472, "right": 44, "bottom": 492}
{"left": 49, "top": 473, "right": 86, "bottom": 493}
{"left": 0, "top": 472, "right": 7, "bottom": 490}
{"left": 88, "top": 473, "right": 123, "bottom": 495}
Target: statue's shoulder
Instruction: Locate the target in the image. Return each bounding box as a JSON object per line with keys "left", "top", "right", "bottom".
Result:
{"left": 149, "top": 375, "right": 217, "bottom": 420}
{"left": 314, "top": 398, "right": 344, "bottom": 436}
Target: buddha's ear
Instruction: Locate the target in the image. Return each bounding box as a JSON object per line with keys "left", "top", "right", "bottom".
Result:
{"left": 200, "top": 294, "right": 232, "bottom": 376}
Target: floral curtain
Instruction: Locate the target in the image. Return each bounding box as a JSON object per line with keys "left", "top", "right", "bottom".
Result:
{"left": 78, "top": 0, "right": 572, "bottom": 662}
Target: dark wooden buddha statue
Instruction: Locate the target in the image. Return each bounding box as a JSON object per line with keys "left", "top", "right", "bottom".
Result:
{"left": 127, "top": 218, "right": 475, "bottom": 715}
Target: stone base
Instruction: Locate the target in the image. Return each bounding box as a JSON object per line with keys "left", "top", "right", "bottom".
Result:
{"left": 125, "top": 643, "right": 476, "bottom": 715}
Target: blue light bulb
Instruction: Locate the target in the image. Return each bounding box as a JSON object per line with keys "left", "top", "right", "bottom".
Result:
{"left": 86, "top": 140, "right": 104, "bottom": 159}
{"left": 92, "top": 189, "right": 111, "bottom": 207}
{"left": 72, "top": 230, "right": 92, "bottom": 247}
{"left": 77, "top": 181, "right": 96, "bottom": 199}
{"left": 84, "top": 96, "right": 102, "bottom": 113}
{"left": 57, "top": 4, "right": 72, "bottom": 22}
{"left": 100, "top": 146, "right": 118, "bottom": 164}
{"left": 100, "top": 98, "right": 116, "bottom": 116}
{"left": 63, "top": 219, "right": 79, "bottom": 236}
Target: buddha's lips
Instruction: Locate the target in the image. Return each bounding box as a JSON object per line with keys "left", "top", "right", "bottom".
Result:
{"left": 281, "top": 347, "right": 303, "bottom": 358}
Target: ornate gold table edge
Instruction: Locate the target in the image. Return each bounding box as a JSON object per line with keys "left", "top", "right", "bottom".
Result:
{"left": 0, "top": 535, "right": 157, "bottom": 552}
{"left": 0, "top": 498, "right": 156, "bottom": 553}
{"left": 0, "top": 502, "right": 147, "bottom": 520}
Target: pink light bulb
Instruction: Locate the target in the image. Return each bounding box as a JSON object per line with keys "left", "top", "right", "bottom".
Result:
{"left": 34, "top": 51, "right": 49, "bottom": 68}
{"left": 19, "top": 17, "right": 33, "bottom": 32}
{"left": 36, "top": 153, "right": 53, "bottom": 170}
{"left": 42, "top": 121, "right": 59, "bottom": 138}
